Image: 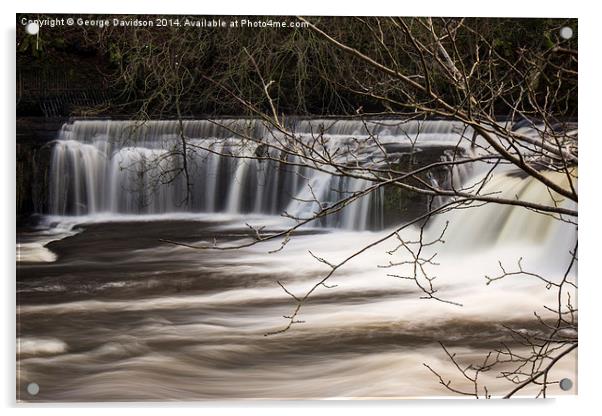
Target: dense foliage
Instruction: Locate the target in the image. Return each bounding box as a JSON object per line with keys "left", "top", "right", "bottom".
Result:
{"left": 17, "top": 15, "right": 577, "bottom": 119}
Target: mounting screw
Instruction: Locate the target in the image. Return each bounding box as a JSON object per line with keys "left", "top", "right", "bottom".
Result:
{"left": 559, "top": 378, "right": 573, "bottom": 391}
{"left": 26, "top": 382, "right": 40, "bottom": 396}
{"left": 25, "top": 22, "right": 40, "bottom": 35}
{"left": 560, "top": 27, "right": 573, "bottom": 40}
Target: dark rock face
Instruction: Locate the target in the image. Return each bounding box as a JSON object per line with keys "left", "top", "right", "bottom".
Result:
{"left": 16, "top": 117, "right": 65, "bottom": 223}
{"left": 381, "top": 145, "right": 469, "bottom": 227}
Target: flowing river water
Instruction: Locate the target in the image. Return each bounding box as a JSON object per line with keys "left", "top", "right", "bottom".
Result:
{"left": 16, "top": 119, "right": 577, "bottom": 400}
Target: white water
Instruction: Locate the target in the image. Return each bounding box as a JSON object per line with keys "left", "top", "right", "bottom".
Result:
{"left": 47, "top": 119, "right": 484, "bottom": 230}
{"left": 17, "top": 208, "right": 577, "bottom": 399}
{"left": 18, "top": 118, "right": 578, "bottom": 400}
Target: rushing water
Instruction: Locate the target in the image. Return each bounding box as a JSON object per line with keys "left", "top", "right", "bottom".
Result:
{"left": 16, "top": 119, "right": 577, "bottom": 401}
{"left": 46, "top": 119, "right": 483, "bottom": 229}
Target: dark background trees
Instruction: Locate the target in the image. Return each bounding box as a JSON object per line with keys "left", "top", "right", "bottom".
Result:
{"left": 17, "top": 15, "right": 577, "bottom": 119}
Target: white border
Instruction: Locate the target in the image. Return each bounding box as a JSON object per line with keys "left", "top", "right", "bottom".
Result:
{"left": 3, "top": 1, "right": 600, "bottom": 415}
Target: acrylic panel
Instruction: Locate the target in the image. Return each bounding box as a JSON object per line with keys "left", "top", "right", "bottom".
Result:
{"left": 16, "top": 14, "right": 578, "bottom": 401}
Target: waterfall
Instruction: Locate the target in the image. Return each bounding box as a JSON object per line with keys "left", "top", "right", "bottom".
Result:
{"left": 46, "top": 118, "right": 537, "bottom": 230}
{"left": 427, "top": 169, "right": 577, "bottom": 266}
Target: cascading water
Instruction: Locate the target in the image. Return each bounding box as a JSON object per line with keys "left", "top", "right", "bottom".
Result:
{"left": 425, "top": 168, "right": 577, "bottom": 268}
{"left": 19, "top": 118, "right": 578, "bottom": 400}
{"left": 46, "top": 119, "right": 480, "bottom": 230}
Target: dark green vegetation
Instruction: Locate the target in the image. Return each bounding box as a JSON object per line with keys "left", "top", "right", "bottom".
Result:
{"left": 17, "top": 15, "right": 577, "bottom": 118}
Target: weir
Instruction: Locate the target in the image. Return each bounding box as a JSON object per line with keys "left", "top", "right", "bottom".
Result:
{"left": 47, "top": 119, "right": 480, "bottom": 230}
{"left": 46, "top": 118, "right": 575, "bottom": 237}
